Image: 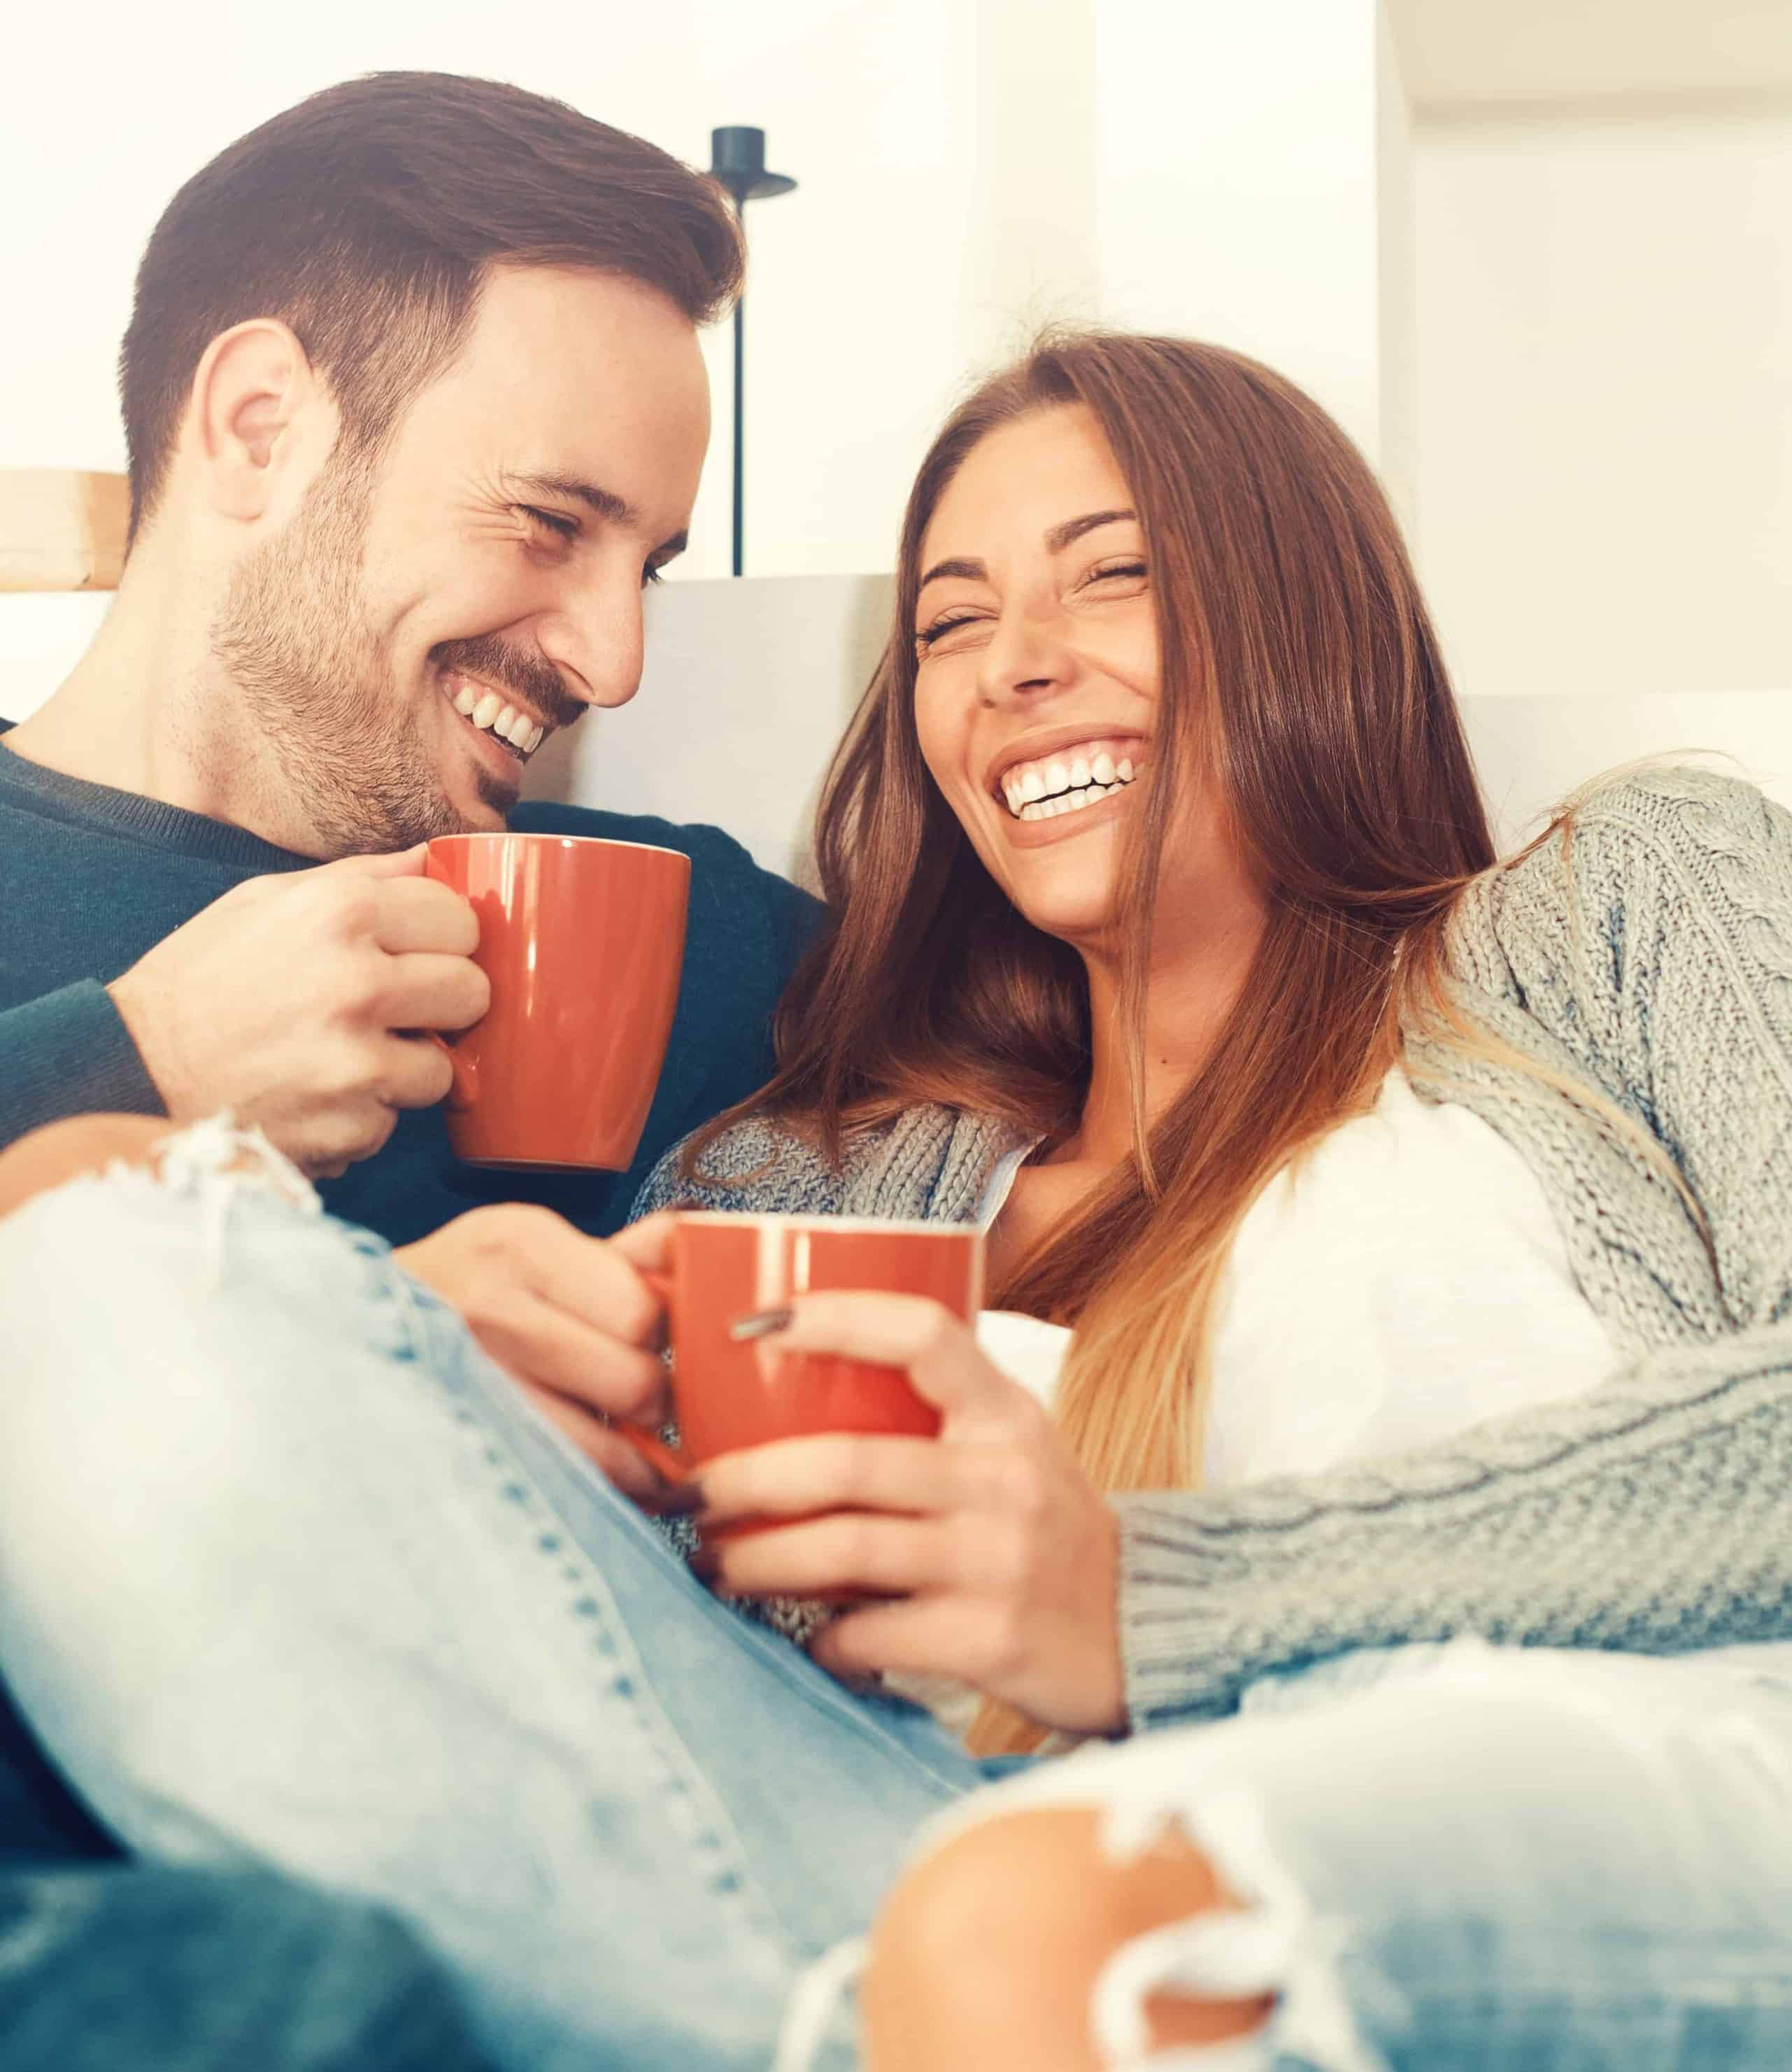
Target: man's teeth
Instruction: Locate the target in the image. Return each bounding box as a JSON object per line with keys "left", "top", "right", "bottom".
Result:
{"left": 448, "top": 680, "right": 545, "bottom": 755}
{"left": 1001, "top": 750, "right": 1139, "bottom": 821}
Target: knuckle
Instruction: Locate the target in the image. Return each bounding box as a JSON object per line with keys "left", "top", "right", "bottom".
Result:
{"left": 325, "top": 882, "right": 382, "bottom": 938}
{"left": 420, "top": 1043, "right": 455, "bottom": 1104}
{"left": 462, "top": 1203, "right": 536, "bottom": 1262}
{"left": 990, "top": 1519, "right": 1034, "bottom": 1589}
{"left": 333, "top": 951, "right": 388, "bottom": 1022}
{"left": 916, "top": 1302, "right": 958, "bottom": 1356}
{"left": 981, "top": 1602, "right": 1028, "bottom": 1678}
{"left": 986, "top": 1450, "right": 1046, "bottom": 1521}
{"left": 462, "top": 963, "right": 493, "bottom": 1019}
{"left": 837, "top": 1517, "right": 881, "bottom": 1576}
{"left": 607, "top": 1355, "right": 663, "bottom": 1419}
{"left": 834, "top": 1433, "right": 879, "bottom": 1497}
{"left": 437, "top": 887, "right": 481, "bottom": 952}
{"left": 323, "top": 1037, "right": 378, "bottom": 1098}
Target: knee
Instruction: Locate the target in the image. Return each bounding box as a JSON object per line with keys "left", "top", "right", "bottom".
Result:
{"left": 0, "top": 1114, "right": 170, "bottom": 1222}
{"left": 862, "top": 1804, "right": 1272, "bottom": 2072}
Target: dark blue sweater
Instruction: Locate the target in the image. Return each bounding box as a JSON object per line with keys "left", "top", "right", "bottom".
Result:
{"left": 0, "top": 725, "right": 818, "bottom": 1863}
{"left": 0, "top": 731, "right": 817, "bottom": 1242}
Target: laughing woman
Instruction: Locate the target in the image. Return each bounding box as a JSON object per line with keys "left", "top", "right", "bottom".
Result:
{"left": 5, "top": 332, "right": 1792, "bottom": 2072}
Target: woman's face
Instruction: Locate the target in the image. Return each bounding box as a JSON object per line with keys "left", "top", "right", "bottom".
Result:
{"left": 912, "top": 404, "right": 1240, "bottom": 954}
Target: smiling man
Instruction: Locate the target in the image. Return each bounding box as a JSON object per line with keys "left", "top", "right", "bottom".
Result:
{"left": 0, "top": 70, "right": 818, "bottom": 2071}
{"left": 0, "top": 71, "right": 813, "bottom": 1254}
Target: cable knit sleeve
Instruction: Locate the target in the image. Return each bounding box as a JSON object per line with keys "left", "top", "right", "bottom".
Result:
{"left": 628, "top": 1117, "right": 847, "bottom": 1222}
{"left": 1111, "top": 767, "right": 1792, "bottom": 1728}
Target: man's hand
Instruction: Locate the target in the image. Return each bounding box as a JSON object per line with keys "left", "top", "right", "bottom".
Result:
{"left": 108, "top": 847, "right": 489, "bottom": 1178}
{"left": 396, "top": 1206, "right": 676, "bottom": 1502}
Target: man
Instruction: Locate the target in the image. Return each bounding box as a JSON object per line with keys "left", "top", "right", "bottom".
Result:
{"left": 0, "top": 71, "right": 816, "bottom": 2066}
{"left": 1, "top": 71, "right": 810, "bottom": 1247}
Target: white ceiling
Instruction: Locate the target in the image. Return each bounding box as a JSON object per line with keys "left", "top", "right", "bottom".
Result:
{"left": 1388, "top": 0, "right": 1792, "bottom": 110}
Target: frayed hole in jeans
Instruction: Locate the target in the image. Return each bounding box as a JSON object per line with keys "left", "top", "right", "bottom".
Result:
{"left": 147, "top": 1112, "right": 320, "bottom": 1285}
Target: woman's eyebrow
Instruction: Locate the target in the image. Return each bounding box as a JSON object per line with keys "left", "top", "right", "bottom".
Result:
{"left": 1044, "top": 508, "right": 1137, "bottom": 553}
{"left": 917, "top": 555, "right": 986, "bottom": 592}
{"left": 918, "top": 509, "right": 1139, "bottom": 593}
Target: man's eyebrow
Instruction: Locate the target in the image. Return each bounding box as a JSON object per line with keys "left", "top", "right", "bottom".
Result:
{"left": 917, "top": 510, "right": 1139, "bottom": 594}
{"left": 512, "top": 474, "right": 688, "bottom": 560}
{"left": 509, "top": 472, "right": 636, "bottom": 526}
{"left": 1044, "top": 508, "right": 1137, "bottom": 553}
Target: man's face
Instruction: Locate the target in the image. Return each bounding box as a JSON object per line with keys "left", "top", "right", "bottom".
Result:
{"left": 212, "top": 265, "right": 711, "bottom": 856}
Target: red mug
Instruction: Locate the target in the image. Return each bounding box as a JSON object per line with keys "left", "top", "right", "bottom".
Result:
{"left": 424, "top": 832, "right": 690, "bottom": 1171}
{"left": 617, "top": 1211, "right": 984, "bottom": 1502}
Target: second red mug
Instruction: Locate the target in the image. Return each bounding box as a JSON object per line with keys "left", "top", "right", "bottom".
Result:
{"left": 617, "top": 1211, "right": 985, "bottom": 1504}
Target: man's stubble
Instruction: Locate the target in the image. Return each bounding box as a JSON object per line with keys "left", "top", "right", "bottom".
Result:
{"left": 210, "top": 448, "right": 493, "bottom": 856}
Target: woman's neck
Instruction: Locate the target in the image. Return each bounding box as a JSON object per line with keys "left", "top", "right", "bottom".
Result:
{"left": 1055, "top": 899, "right": 1267, "bottom": 1172}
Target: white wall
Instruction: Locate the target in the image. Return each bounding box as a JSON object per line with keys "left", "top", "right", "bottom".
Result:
{"left": 3, "top": 0, "right": 1027, "bottom": 585}
{"left": 8, "top": 3, "right": 1789, "bottom": 749}
{"left": 1411, "top": 101, "right": 1792, "bottom": 702}
{"left": 520, "top": 576, "right": 1792, "bottom": 878}
{"left": 1092, "top": 0, "right": 1390, "bottom": 460}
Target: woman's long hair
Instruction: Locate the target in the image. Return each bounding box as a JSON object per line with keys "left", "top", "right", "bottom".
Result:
{"left": 686, "top": 331, "right": 1498, "bottom": 1750}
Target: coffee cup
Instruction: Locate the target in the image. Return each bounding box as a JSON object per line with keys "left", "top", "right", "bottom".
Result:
{"left": 424, "top": 832, "right": 690, "bottom": 1171}
{"left": 615, "top": 1211, "right": 983, "bottom": 1500}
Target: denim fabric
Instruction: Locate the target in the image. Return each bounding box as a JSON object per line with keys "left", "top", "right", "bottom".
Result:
{"left": 8, "top": 1154, "right": 1792, "bottom": 2071}
{"left": 0, "top": 1163, "right": 987, "bottom": 2071}
{"left": 0, "top": 1863, "right": 493, "bottom": 2072}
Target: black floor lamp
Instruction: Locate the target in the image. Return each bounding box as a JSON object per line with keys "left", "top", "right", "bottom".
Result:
{"left": 709, "top": 126, "right": 796, "bottom": 577}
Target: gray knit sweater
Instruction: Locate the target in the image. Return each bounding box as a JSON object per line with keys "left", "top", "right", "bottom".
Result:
{"left": 636, "top": 769, "right": 1792, "bottom": 1729}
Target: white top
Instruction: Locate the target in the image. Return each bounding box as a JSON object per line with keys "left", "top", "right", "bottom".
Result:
{"left": 974, "top": 1069, "right": 1619, "bottom": 1487}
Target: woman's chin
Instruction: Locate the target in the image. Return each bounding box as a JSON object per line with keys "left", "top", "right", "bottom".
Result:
{"left": 1006, "top": 887, "right": 1121, "bottom": 948}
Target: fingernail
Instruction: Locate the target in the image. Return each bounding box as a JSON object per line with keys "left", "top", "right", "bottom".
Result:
{"left": 730, "top": 1307, "right": 794, "bottom": 1343}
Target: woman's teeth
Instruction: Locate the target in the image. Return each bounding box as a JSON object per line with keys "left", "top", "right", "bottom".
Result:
{"left": 1002, "top": 750, "right": 1138, "bottom": 822}
{"left": 448, "top": 679, "right": 545, "bottom": 757}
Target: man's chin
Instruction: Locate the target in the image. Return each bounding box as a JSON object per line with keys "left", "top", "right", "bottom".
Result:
{"left": 468, "top": 762, "right": 520, "bottom": 825}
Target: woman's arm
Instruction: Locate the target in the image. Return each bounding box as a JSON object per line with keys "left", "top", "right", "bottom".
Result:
{"left": 1114, "top": 767, "right": 1792, "bottom": 1726}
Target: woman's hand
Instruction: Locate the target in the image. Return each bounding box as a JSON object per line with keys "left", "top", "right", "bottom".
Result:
{"left": 693, "top": 1294, "right": 1126, "bottom": 1738}
{"left": 397, "top": 1207, "right": 676, "bottom": 1504}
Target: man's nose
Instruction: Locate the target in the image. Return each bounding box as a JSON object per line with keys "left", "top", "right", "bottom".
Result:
{"left": 540, "top": 574, "right": 647, "bottom": 713}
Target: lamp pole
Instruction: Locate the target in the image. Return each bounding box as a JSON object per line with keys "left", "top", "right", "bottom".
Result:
{"left": 709, "top": 127, "right": 796, "bottom": 578}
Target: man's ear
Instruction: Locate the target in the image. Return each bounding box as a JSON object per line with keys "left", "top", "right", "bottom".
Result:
{"left": 184, "top": 320, "right": 329, "bottom": 523}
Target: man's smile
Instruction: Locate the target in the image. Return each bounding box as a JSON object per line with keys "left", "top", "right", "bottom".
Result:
{"left": 436, "top": 664, "right": 550, "bottom": 762}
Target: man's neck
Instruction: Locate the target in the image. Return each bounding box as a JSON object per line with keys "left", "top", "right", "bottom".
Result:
{"left": 8, "top": 565, "right": 264, "bottom": 824}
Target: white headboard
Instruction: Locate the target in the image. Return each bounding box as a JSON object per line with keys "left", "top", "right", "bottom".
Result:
{"left": 10, "top": 574, "right": 1789, "bottom": 871}
{"left": 524, "top": 574, "right": 1792, "bottom": 875}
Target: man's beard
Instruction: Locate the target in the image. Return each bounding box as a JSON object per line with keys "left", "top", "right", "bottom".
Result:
{"left": 210, "top": 453, "right": 499, "bottom": 856}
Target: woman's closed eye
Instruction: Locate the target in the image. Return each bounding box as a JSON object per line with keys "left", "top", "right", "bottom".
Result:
{"left": 914, "top": 560, "right": 1149, "bottom": 655}
{"left": 1083, "top": 557, "right": 1148, "bottom": 591}
{"left": 915, "top": 609, "right": 988, "bottom": 653}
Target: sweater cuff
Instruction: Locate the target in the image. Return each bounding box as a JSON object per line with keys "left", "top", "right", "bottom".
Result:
{"left": 0, "top": 981, "right": 167, "bottom": 1148}
{"left": 1113, "top": 1491, "right": 1260, "bottom": 1730}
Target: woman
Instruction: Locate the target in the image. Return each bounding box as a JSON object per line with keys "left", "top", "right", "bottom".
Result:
{"left": 4, "top": 332, "right": 1791, "bottom": 2072}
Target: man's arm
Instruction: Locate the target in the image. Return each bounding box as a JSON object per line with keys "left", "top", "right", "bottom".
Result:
{"left": 0, "top": 987, "right": 165, "bottom": 1148}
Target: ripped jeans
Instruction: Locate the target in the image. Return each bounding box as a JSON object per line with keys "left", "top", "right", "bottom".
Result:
{"left": 4, "top": 1125, "right": 1792, "bottom": 2071}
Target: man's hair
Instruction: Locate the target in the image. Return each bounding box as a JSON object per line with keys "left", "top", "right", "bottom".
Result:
{"left": 119, "top": 71, "right": 743, "bottom": 538}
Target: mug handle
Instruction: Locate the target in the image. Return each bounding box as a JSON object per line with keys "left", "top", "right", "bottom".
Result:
{"left": 604, "top": 1265, "right": 690, "bottom": 1489}
{"left": 425, "top": 1032, "right": 478, "bottom": 1113}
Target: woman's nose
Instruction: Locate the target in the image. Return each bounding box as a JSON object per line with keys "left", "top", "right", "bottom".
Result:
{"left": 975, "top": 611, "right": 1075, "bottom": 707}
